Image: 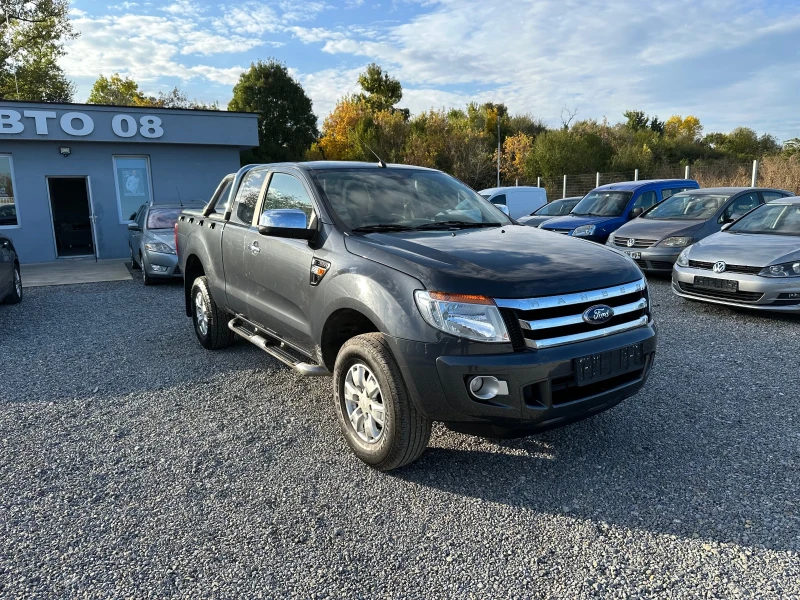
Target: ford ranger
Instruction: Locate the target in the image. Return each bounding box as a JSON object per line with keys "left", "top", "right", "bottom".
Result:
{"left": 176, "top": 162, "right": 657, "bottom": 471}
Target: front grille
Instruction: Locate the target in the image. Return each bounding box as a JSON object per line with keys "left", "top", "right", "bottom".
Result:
{"left": 649, "top": 261, "right": 674, "bottom": 270}
{"left": 613, "top": 237, "right": 658, "bottom": 248}
{"left": 678, "top": 281, "right": 763, "bottom": 302}
{"left": 688, "top": 260, "right": 762, "bottom": 275}
{"left": 495, "top": 279, "right": 649, "bottom": 350}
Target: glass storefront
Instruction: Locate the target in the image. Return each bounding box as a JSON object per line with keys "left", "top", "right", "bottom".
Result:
{"left": 113, "top": 155, "right": 153, "bottom": 222}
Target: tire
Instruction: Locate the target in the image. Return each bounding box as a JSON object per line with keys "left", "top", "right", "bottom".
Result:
{"left": 190, "top": 276, "right": 233, "bottom": 350}
{"left": 3, "top": 264, "right": 22, "bottom": 304}
{"left": 333, "top": 333, "right": 431, "bottom": 471}
{"left": 130, "top": 245, "right": 140, "bottom": 270}
{"left": 141, "top": 253, "right": 154, "bottom": 286}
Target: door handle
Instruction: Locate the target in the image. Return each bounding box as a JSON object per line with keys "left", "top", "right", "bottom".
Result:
{"left": 249, "top": 241, "right": 261, "bottom": 255}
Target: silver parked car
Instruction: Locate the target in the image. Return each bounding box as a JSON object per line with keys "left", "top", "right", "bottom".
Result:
{"left": 128, "top": 202, "right": 202, "bottom": 285}
{"left": 673, "top": 197, "right": 800, "bottom": 312}
{"left": 517, "top": 197, "right": 582, "bottom": 227}
{"left": 608, "top": 187, "right": 793, "bottom": 272}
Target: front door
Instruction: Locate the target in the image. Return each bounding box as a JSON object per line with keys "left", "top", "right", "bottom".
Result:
{"left": 243, "top": 171, "right": 317, "bottom": 352}
{"left": 47, "top": 177, "right": 96, "bottom": 258}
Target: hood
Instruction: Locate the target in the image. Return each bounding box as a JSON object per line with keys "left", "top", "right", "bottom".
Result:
{"left": 540, "top": 214, "right": 619, "bottom": 231}
{"left": 613, "top": 219, "right": 704, "bottom": 241}
{"left": 344, "top": 224, "right": 642, "bottom": 298}
{"left": 145, "top": 229, "right": 176, "bottom": 249}
{"left": 518, "top": 215, "right": 556, "bottom": 228}
{"left": 688, "top": 232, "right": 800, "bottom": 267}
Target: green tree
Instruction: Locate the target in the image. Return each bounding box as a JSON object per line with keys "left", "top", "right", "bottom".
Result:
{"left": 229, "top": 60, "right": 318, "bottom": 163}
{"left": 784, "top": 138, "right": 800, "bottom": 157}
{"left": 87, "top": 73, "right": 144, "bottom": 105}
{"left": 0, "top": 0, "right": 77, "bottom": 101}
{"left": 356, "top": 63, "right": 405, "bottom": 114}
{"left": 526, "top": 129, "right": 612, "bottom": 178}
{"left": 624, "top": 110, "right": 649, "bottom": 131}
{"left": 703, "top": 127, "right": 781, "bottom": 161}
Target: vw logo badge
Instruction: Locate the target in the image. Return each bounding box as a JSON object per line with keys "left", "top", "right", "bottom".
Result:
{"left": 713, "top": 261, "right": 727, "bottom": 273}
{"left": 582, "top": 304, "right": 615, "bottom": 325}
{"left": 626, "top": 238, "right": 635, "bottom": 247}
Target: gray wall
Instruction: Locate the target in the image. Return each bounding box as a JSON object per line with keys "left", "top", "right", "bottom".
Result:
{"left": 0, "top": 140, "right": 242, "bottom": 263}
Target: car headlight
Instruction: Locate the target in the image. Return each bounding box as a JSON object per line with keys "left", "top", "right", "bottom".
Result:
{"left": 758, "top": 262, "right": 800, "bottom": 278}
{"left": 144, "top": 242, "right": 176, "bottom": 255}
{"left": 659, "top": 236, "right": 693, "bottom": 247}
{"left": 414, "top": 291, "right": 509, "bottom": 343}
{"left": 572, "top": 224, "right": 596, "bottom": 237}
{"left": 676, "top": 248, "right": 690, "bottom": 267}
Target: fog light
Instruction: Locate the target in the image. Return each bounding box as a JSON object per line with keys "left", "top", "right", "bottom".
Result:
{"left": 150, "top": 265, "right": 169, "bottom": 273}
{"left": 467, "top": 376, "right": 509, "bottom": 400}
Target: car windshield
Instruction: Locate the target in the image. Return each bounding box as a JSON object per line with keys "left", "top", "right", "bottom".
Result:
{"left": 147, "top": 208, "right": 183, "bottom": 229}
{"left": 644, "top": 193, "right": 729, "bottom": 220}
{"left": 535, "top": 199, "right": 578, "bottom": 216}
{"left": 310, "top": 168, "right": 512, "bottom": 230}
{"left": 571, "top": 191, "right": 632, "bottom": 217}
{"left": 728, "top": 203, "right": 800, "bottom": 236}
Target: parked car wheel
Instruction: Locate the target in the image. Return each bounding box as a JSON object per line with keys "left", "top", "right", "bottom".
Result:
{"left": 129, "top": 245, "right": 140, "bottom": 270}
{"left": 333, "top": 333, "right": 431, "bottom": 471}
{"left": 190, "top": 276, "right": 233, "bottom": 350}
{"left": 3, "top": 264, "right": 22, "bottom": 304}
{"left": 140, "top": 253, "right": 154, "bottom": 286}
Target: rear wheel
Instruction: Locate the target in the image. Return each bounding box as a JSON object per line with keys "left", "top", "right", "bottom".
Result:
{"left": 334, "top": 333, "right": 431, "bottom": 471}
{"left": 190, "top": 276, "right": 233, "bottom": 350}
{"left": 3, "top": 264, "right": 22, "bottom": 304}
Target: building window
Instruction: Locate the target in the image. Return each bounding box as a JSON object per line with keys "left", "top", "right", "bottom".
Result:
{"left": 113, "top": 156, "right": 153, "bottom": 222}
{"left": 0, "top": 155, "right": 18, "bottom": 228}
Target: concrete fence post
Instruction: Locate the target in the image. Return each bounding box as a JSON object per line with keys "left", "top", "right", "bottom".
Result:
{"left": 515, "top": 178, "right": 518, "bottom": 187}
{"left": 537, "top": 176, "right": 541, "bottom": 188}
{"left": 751, "top": 160, "right": 759, "bottom": 187}
{"left": 562, "top": 175, "right": 567, "bottom": 199}
{"left": 685, "top": 165, "right": 690, "bottom": 179}
{"left": 634, "top": 169, "right": 639, "bottom": 181}
{"left": 596, "top": 172, "right": 600, "bottom": 188}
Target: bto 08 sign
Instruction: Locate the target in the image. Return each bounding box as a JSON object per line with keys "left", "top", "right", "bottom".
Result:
{"left": 0, "top": 109, "right": 164, "bottom": 139}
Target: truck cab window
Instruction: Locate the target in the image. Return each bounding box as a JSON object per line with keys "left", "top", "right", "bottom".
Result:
{"left": 260, "top": 173, "right": 314, "bottom": 225}
{"left": 233, "top": 169, "right": 267, "bottom": 225}
{"left": 490, "top": 194, "right": 507, "bottom": 206}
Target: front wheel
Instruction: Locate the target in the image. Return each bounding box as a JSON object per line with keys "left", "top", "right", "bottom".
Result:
{"left": 190, "top": 276, "right": 233, "bottom": 350}
{"left": 3, "top": 264, "right": 22, "bottom": 304}
{"left": 333, "top": 333, "right": 431, "bottom": 471}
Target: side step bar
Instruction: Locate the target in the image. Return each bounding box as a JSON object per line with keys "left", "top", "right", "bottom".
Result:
{"left": 228, "top": 318, "right": 330, "bottom": 377}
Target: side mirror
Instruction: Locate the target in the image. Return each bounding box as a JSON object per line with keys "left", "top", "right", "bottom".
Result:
{"left": 629, "top": 207, "right": 643, "bottom": 219}
{"left": 127, "top": 222, "right": 141, "bottom": 231}
{"left": 258, "top": 209, "right": 314, "bottom": 240}
{"left": 497, "top": 205, "right": 510, "bottom": 216}
{"left": 129, "top": 213, "right": 137, "bottom": 220}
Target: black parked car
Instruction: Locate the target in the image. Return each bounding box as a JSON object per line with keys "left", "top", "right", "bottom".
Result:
{"left": 0, "top": 235, "right": 22, "bottom": 304}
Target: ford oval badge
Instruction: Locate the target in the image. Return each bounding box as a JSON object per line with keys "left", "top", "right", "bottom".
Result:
{"left": 582, "top": 304, "right": 615, "bottom": 325}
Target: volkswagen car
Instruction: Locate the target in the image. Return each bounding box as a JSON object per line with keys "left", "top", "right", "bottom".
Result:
{"left": 608, "top": 188, "right": 792, "bottom": 272}
{"left": 673, "top": 197, "right": 800, "bottom": 312}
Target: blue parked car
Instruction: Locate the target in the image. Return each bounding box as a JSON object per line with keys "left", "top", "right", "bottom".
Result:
{"left": 539, "top": 179, "right": 699, "bottom": 243}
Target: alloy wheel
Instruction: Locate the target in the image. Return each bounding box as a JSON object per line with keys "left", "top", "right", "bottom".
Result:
{"left": 343, "top": 362, "right": 385, "bottom": 444}
{"left": 195, "top": 291, "right": 209, "bottom": 336}
{"left": 13, "top": 268, "right": 21, "bottom": 298}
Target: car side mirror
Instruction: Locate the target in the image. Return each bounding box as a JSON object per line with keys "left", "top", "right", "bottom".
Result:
{"left": 127, "top": 222, "right": 141, "bottom": 231}
{"left": 629, "top": 207, "right": 643, "bottom": 219}
{"left": 258, "top": 209, "right": 315, "bottom": 240}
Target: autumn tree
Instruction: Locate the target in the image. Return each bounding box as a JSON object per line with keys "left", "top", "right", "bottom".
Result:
{"left": 664, "top": 115, "right": 703, "bottom": 140}
{"left": 498, "top": 132, "right": 534, "bottom": 183}
{"left": 0, "top": 0, "right": 77, "bottom": 101}
{"left": 88, "top": 73, "right": 144, "bottom": 105}
{"left": 228, "top": 60, "right": 318, "bottom": 163}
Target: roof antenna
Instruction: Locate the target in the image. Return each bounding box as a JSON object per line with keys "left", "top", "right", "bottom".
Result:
{"left": 175, "top": 186, "right": 183, "bottom": 207}
{"left": 353, "top": 131, "right": 387, "bottom": 168}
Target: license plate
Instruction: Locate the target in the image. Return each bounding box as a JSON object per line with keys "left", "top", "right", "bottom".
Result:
{"left": 575, "top": 344, "right": 644, "bottom": 386}
{"left": 625, "top": 251, "right": 641, "bottom": 259}
{"left": 694, "top": 276, "right": 738, "bottom": 292}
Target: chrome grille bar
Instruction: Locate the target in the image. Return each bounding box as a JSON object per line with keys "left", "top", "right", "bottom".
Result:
{"left": 527, "top": 316, "right": 650, "bottom": 349}
{"left": 519, "top": 298, "right": 647, "bottom": 331}
{"left": 495, "top": 279, "right": 646, "bottom": 312}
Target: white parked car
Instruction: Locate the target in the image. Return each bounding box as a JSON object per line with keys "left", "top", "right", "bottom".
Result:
{"left": 479, "top": 186, "right": 547, "bottom": 219}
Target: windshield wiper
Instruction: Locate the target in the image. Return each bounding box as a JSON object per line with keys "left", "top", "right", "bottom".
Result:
{"left": 351, "top": 224, "right": 416, "bottom": 233}
{"left": 413, "top": 221, "right": 503, "bottom": 230}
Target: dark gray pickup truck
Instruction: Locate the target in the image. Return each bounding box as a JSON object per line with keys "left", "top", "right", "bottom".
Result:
{"left": 176, "top": 162, "right": 657, "bottom": 470}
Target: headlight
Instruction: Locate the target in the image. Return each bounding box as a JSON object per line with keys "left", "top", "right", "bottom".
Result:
{"left": 414, "top": 291, "right": 509, "bottom": 343}
{"left": 144, "top": 242, "right": 176, "bottom": 255}
{"left": 572, "top": 224, "right": 596, "bottom": 237}
{"left": 676, "top": 248, "right": 690, "bottom": 267}
{"left": 659, "top": 237, "right": 692, "bottom": 247}
{"left": 758, "top": 262, "right": 800, "bottom": 278}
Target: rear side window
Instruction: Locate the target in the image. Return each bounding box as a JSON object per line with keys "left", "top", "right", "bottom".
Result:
{"left": 632, "top": 191, "right": 657, "bottom": 212}
{"left": 761, "top": 191, "right": 788, "bottom": 202}
{"left": 233, "top": 169, "right": 267, "bottom": 225}
{"left": 662, "top": 187, "right": 693, "bottom": 200}
{"left": 490, "top": 194, "right": 507, "bottom": 206}
{"left": 722, "top": 192, "right": 761, "bottom": 222}
{"left": 213, "top": 179, "right": 233, "bottom": 214}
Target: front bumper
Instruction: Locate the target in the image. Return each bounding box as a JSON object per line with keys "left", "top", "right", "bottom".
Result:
{"left": 386, "top": 322, "right": 657, "bottom": 436}
{"left": 672, "top": 265, "right": 800, "bottom": 312}
{"left": 143, "top": 251, "right": 181, "bottom": 278}
{"left": 608, "top": 244, "right": 682, "bottom": 272}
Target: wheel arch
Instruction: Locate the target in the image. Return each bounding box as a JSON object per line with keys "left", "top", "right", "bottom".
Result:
{"left": 183, "top": 254, "right": 206, "bottom": 316}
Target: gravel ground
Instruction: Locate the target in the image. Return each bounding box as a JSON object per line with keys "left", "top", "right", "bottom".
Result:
{"left": 0, "top": 274, "right": 798, "bottom": 599}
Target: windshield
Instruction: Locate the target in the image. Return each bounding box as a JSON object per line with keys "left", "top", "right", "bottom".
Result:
{"left": 728, "top": 203, "right": 800, "bottom": 236}
{"left": 310, "top": 168, "right": 512, "bottom": 230}
{"left": 644, "top": 193, "right": 729, "bottom": 220}
{"left": 535, "top": 199, "right": 579, "bottom": 216}
{"left": 571, "top": 191, "right": 633, "bottom": 217}
{"left": 147, "top": 208, "right": 183, "bottom": 229}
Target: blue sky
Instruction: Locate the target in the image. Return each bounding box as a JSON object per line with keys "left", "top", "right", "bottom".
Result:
{"left": 63, "top": 0, "right": 800, "bottom": 141}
